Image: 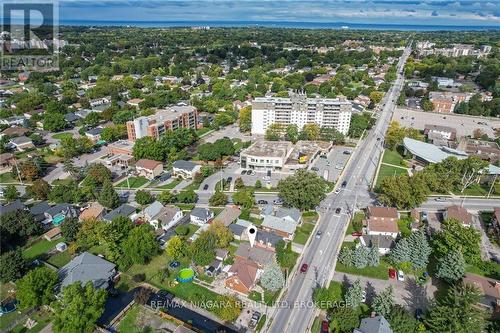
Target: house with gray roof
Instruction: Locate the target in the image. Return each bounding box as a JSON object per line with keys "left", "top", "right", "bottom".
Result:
{"left": 354, "top": 316, "right": 393, "bottom": 333}
{"left": 234, "top": 242, "right": 275, "bottom": 268}
{"left": 30, "top": 201, "right": 51, "bottom": 222}
{"left": 260, "top": 204, "right": 274, "bottom": 218}
{"left": 190, "top": 207, "right": 214, "bottom": 226}
{"left": 275, "top": 207, "right": 301, "bottom": 224}
{"left": 229, "top": 224, "right": 246, "bottom": 240}
{"left": 256, "top": 230, "right": 281, "bottom": 251}
{"left": 144, "top": 201, "right": 164, "bottom": 221}
{"left": 9, "top": 136, "right": 34, "bottom": 151}
{"left": 44, "top": 203, "right": 78, "bottom": 227}
{"left": 261, "top": 215, "right": 299, "bottom": 240}
{"left": 58, "top": 252, "right": 116, "bottom": 290}
{"left": 0, "top": 199, "right": 26, "bottom": 215}
{"left": 172, "top": 160, "right": 201, "bottom": 179}
{"left": 156, "top": 206, "right": 184, "bottom": 231}
{"left": 103, "top": 204, "right": 135, "bottom": 222}
{"left": 360, "top": 235, "right": 396, "bottom": 255}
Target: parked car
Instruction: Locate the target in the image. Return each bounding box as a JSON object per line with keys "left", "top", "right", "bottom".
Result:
{"left": 335, "top": 207, "right": 342, "bottom": 214}
{"left": 311, "top": 167, "right": 319, "bottom": 171}
{"left": 397, "top": 270, "right": 405, "bottom": 281}
{"left": 321, "top": 320, "right": 329, "bottom": 333}
{"left": 415, "top": 308, "right": 424, "bottom": 320}
{"left": 257, "top": 200, "right": 268, "bottom": 205}
{"left": 227, "top": 177, "right": 232, "bottom": 183}
{"left": 273, "top": 198, "right": 283, "bottom": 205}
{"left": 241, "top": 170, "right": 247, "bottom": 175}
{"left": 169, "top": 261, "right": 180, "bottom": 269}
{"left": 300, "top": 263, "right": 309, "bottom": 273}
{"left": 341, "top": 180, "right": 347, "bottom": 188}
{"left": 320, "top": 154, "right": 327, "bottom": 159}
{"left": 361, "top": 290, "right": 367, "bottom": 302}
{"left": 351, "top": 231, "right": 362, "bottom": 237}
{"left": 203, "top": 184, "right": 209, "bottom": 190}
{"left": 246, "top": 170, "right": 253, "bottom": 175}
{"left": 249, "top": 311, "right": 261, "bottom": 328}
{"left": 389, "top": 268, "right": 397, "bottom": 279}
{"left": 316, "top": 230, "right": 323, "bottom": 239}
{"left": 343, "top": 150, "right": 352, "bottom": 155}
{"left": 334, "top": 188, "right": 341, "bottom": 194}
{"left": 335, "top": 164, "right": 343, "bottom": 170}
{"left": 263, "top": 175, "right": 270, "bottom": 180}
{"left": 434, "top": 197, "right": 445, "bottom": 202}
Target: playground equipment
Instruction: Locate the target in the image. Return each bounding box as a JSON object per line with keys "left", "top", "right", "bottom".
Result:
{"left": 177, "top": 268, "right": 195, "bottom": 283}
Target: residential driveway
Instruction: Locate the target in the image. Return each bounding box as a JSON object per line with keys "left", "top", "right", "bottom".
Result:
{"left": 43, "top": 164, "right": 70, "bottom": 184}
{"left": 476, "top": 214, "right": 500, "bottom": 263}
{"left": 332, "top": 272, "right": 437, "bottom": 311}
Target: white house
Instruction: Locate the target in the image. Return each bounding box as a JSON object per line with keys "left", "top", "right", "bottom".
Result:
{"left": 190, "top": 207, "right": 214, "bottom": 226}
{"left": 145, "top": 201, "right": 184, "bottom": 230}
{"left": 172, "top": 160, "right": 201, "bottom": 179}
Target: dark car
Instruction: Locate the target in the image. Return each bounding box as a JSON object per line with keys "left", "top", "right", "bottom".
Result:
{"left": 415, "top": 308, "right": 424, "bottom": 320}
{"left": 311, "top": 167, "right": 319, "bottom": 171}
{"left": 257, "top": 200, "right": 268, "bottom": 205}
{"left": 341, "top": 180, "right": 347, "bottom": 188}
{"left": 241, "top": 170, "right": 246, "bottom": 175}
{"left": 300, "top": 263, "right": 309, "bottom": 273}
{"left": 320, "top": 155, "right": 327, "bottom": 159}
{"left": 169, "top": 261, "right": 180, "bottom": 269}
{"left": 321, "top": 320, "right": 329, "bottom": 333}
{"left": 203, "top": 184, "right": 209, "bottom": 190}
{"left": 343, "top": 150, "right": 351, "bottom": 155}
{"left": 246, "top": 170, "right": 253, "bottom": 175}
{"left": 227, "top": 177, "right": 232, "bottom": 183}
{"left": 377, "top": 137, "right": 381, "bottom": 141}
{"left": 335, "top": 207, "right": 341, "bottom": 214}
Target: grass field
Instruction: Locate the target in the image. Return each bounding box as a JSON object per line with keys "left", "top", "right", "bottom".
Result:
{"left": 9, "top": 308, "right": 53, "bottom": 333}
{"left": 336, "top": 257, "right": 390, "bottom": 280}
{"left": 23, "top": 237, "right": 65, "bottom": 261}
{"left": 116, "top": 176, "right": 149, "bottom": 189}
{"left": 117, "top": 305, "right": 142, "bottom": 333}
{"left": 454, "top": 183, "right": 499, "bottom": 197}
{"left": 382, "top": 149, "right": 404, "bottom": 166}
{"left": 47, "top": 251, "right": 72, "bottom": 268}
{"left": 0, "top": 172, "right": 17, "bottom": 183}
{"left": 293, "top": 221, "right": 316, "bottom": 245}
{"left": 156, "top": 179, "right": 182, "bottom": 190}
{"left": 345, "top": 212, "right": 365, "bottom": 236}
{"left": 51, "top": 132, "right": 73, "bottom": 140}
{"left": 375, "top": 164, "right": 408, "bottom": 188}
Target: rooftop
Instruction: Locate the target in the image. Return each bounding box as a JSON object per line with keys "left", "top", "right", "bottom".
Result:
{"left": 136, "top": 159, "right": 163, "bottom": 170}
{"left": 58, "top": 252, "right": 116, "bottom": 289}
{"left": 262, "top": 215, "right": 298, "bottom": 235}
{"left": 242, "top": 140, "right": 292, "bottom": 158}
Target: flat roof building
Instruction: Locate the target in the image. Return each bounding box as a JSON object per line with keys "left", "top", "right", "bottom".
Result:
{"left": 126, "top": 105, "right": 197, "bottom": 141}
{"left": 251, "top": 92, "right": 352, "bottom": 135}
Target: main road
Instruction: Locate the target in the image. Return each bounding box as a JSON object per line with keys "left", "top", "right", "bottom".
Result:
{"left": 266, "top": 45, "right": 413, "bottom": 333}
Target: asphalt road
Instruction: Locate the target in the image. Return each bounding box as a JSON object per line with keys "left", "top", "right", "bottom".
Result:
{"left": 266, "top": 44, "right": 413, "bottom": 333}
{"left": 419, "top": 197, "right": 500, "bottom": 212}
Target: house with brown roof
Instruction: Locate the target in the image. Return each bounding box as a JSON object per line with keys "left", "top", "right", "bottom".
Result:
{"left": 0, "top": 153, "right": 15, "bottom": 170}
{"left": 234, "top": 242, "right": 275, "bottom": 268}
{"left": 463, "top": 273, "right": 500, "bottom": 310}
{"left": 79, "top": 202, "right": 105, "bottom": 221}
{"left": 213, "top": 206, "right": 241, "bottom": 226}
{"left": 365, "top": 206, "right": 400, "bottom": 238}
{"left": 443, "top": 205, "right": 473, "bottom": 227}
{"left": 135, "top": 159, "right": 163, "bottom": 180}
{"left": 43, "top": 227, "right": 62, "bottom": 241}
{"left": 225, "top": 258, "right": 259, "bottom": 295}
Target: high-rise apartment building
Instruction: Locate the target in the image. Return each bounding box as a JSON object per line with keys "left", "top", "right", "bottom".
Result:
{"left": 251, "top": 93, "right": 353, "bottom": 135}
{"left": 126, "top": 105, "right": 197, "bottom": 141}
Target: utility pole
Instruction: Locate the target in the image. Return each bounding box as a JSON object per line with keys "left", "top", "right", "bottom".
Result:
{"left": 487, "top": 174, "right": 497, "bottom": 198}
{"left": 13, "top": 158, "right": 23, "bottom": 185}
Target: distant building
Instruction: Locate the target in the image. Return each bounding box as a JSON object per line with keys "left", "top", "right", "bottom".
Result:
{"left": 429, "top": 91, "right": 471, "bottom": 114}
{"left": 107, "top": 140, "right": 134, "bottom": 156}
{"left": 172, "top": 160, "right": 201, "bottom": 179}
{"left": 443, "top": 205, "right": 473, "bottom": 227}
{"left": 135, "top": 159, "right": 164, "bottom": 180}
{"left": 190, "top": 207, "right": 214, "bottom": 226}
{"left": 457, "top": 138, "right": 500, "bottom": 165}
{"left": 463, "top": 273, "right": 500, "bottom": 310}
{"left": 251, "top": 92, "right": 352, "bottom": 135}
{"left": 424, "top": 124, "right": 457, "bottom": 142}
{"left": 126, "top": 105, "right": 197, "bottom": 141}
{"left": 103, "top": 204, "right": 135, "bottom": 222}
{"left": 365, "top": 206, "right": 400, "bottom": 239}
{"left": 9, "top": 136, "right": 34, "bottom": 151}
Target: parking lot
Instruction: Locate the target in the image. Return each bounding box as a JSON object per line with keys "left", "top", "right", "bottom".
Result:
{"left": 310, "top": 145, "right": 352, "bottom": 182}
{"left": 394, "top": 107, "right": 499, "bottom": 138}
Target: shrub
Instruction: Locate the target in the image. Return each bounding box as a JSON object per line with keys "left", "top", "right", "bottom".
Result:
{"left": 175, "top": 225, "right": 189, "bottom": 236}
{"left": 132, "top": 273, "right": 146, "bottom": 282}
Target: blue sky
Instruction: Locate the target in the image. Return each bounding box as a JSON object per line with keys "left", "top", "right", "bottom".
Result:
{"left": 52, "top": 1, "right": 500, "bottom": 26}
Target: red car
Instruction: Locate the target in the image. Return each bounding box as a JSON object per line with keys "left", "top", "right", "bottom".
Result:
{"left": 389, "top": 268, "right": 397, "bottom": 279}
{"left": 300, "top": 263, "right": 309, "bottom": 273}
{"left": 321, "top": 320, "right": 329, "bottom": 333}
{"left": 351, "top": 231, "right": 362, "bottom": 237}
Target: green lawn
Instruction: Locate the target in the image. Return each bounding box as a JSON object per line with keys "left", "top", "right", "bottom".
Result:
{"left": 0, "top": 309, "right": 30, "bottom": 332}
{"left": 46, "top": 251, "right": 72, "bottom": 268}
{"left": 196, "top": 127, "right": 213, "bottom": 137}
{"left": 375, "top": 164, "right": 408, "bottom": 188}
{"left": 293, "top": 222, "right": 316, "bottom": 245}
{"left": 51, "top": 178, "right": 74, "bottom": 186}
{"left": 256, "top": 314, "right": 267, "bottom": 332}
{"left": 156, "top": 179, "right": 182, "bottom": 190}
{"left": 336, "top": 258, "right": 390, "bottom": 280}
{"left": 382, "top": 149, "right": 404, "bottom": 166}
{"left": 0, "top": 172, "right": 17, "bottom": 183}
{"left": 117, "top": 305, "right": 142, "bottom": 333}
{"left": 346, "top": 212, "right": 364, "bottom": 236}
{"left": 116, "top": 176, "right": 149, "bottom": 189}
{"left": 466, "top": 261, "right": 500, "bottom": 280}
{"left": 454, "top": 183, "right": 498, "bottom": 197}
{"left": 302, "top": 211, "right": 319, "bottom": 224}
{"left": 248, "top": 291, "right": 262, "bottom": 303}
{"left": 51, "top": 132, "right": 73, "bottom": 140}
{"left": 9, "top": 308, "right": 53, "bottom": 333}
{"left": 311, "top": 317, "right": 321, "bottom": 333}
{"left": 263, "top": 289, "right": 280, "bottom": 306}
{"left": 23, "top": 237, "right": 65, "bottom": 261}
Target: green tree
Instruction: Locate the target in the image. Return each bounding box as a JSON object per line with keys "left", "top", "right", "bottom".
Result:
{"left": 285, "top": 124, "right": 299, "bottom": 143}
{"left": 0, "top": 249, "right": 26, "bottom": 283}
{"left": 238, "top": 106, "right": 252, "bottom": 132}
{"left": 43, "top": 112, "right": 67, "bottom": 132}
{"left": 254, "top": 180, "right": 262, "bottom": 189}
{"left": 190, "top": 230, "right": 216, "bottom": 266}
{"left": 349, "top": 113, "right": 375, "bottom": 138}
{"left": 277, "top": 169, "right": 327, "bottom": 210}
{"left": 260, "top": 262, "right": 285, "bottom": 292}
{"left": 3, "top": 185, "right": 19, "bottom": 202}
{"left": 432, "top": 218, "right": 481, "bottom": 265}
{"left": 265, "top": 123, "right": 283, "bottom": 141}
{"left": 339, "top": 247, "right": 355, "bottom": 266}
{"left": 234, "top": 177, "right": 245, "bottom": 189}
{"left": 176, "top": 190, "right": 197, "bottom": 203}
{"left": 0, "top": 210, "right": 42, "bottom": 244}
{"left": 135, "top": 190, "right": 154, "bottom": 205}
{"left": 28, "top": 179, "right": 51, "bottom": 200}
{"left": 16, "top": 267, "right": 58, "bottom": 309}
{"left": 98, "top": 180, "right": 120, "bottom": 209}
{"left": 353, "top": 246, "right": 369, "bottom": 269}
{"left": 330, "top": 306, "right": 360, "bottom": 333}
{"left": 345, "top": 279, "right": 364, "bottom": 308}
{"left": 53, "top": 282, "right": 107, "bottom": 333}
{"left": 166, "top": 236, "right": 186, "bottom": 260}
{"left": 299, "top": 123, "right": 321, "bottom": 141}
{"left": 121, "top": 224, "right": 159, "bottom": 266}
{"left": 232, "top": 188, "right": 254, "bottom": 209}
{"left": 436, "top": 249, "right": 465, "bottom": 283}
{"left": 209, "top": 190, "right": 227, "bottom": 206}
{"left": 61, "top": 218, "right": 81, "bottom": 242}
{"left": 386, "top": 305, "right": 420, "bottom": 333}
{"left": 367, "top": 246, "right": 380, "bottom": 267}
{"left": 425, "top": 282, "right": 485, "bottom": 333}
{"left": 407, "top": 229, "right": 432, "bottom": 270}
{"left": 372, "top": 286, "right": 394, "bottom": 316}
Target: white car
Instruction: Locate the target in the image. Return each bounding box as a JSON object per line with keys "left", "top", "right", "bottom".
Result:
{"left": 335, "top": 164, "right": 343, "bottom": 170}
{"left": 334, "top": 188, "right": 342, "bottom": 194}
{"left": 397, "top": 270, "right": 405, "bottom": 281}
{"left": 361, "top": 290, "right": 367, "bottom": 302}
